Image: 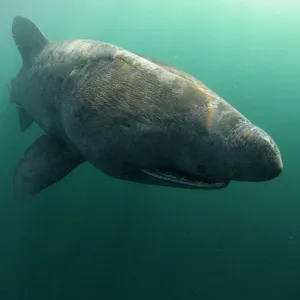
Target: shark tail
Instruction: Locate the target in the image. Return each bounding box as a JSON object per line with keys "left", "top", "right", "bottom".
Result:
{"left": 12, "top": 16, "right": 49, "bottom": 66}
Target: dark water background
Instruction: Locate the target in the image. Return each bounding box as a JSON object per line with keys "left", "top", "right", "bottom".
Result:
{"left": 0, "top": 0, "right": 299, "bottom": 299}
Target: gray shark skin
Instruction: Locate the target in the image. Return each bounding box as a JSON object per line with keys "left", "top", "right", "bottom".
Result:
{"left": 10, "top": 16, "right": 283, "bottom": 202}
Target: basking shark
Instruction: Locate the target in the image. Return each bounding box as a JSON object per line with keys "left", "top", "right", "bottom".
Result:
{"left": 10, "top": 16, "right": 283, "bottom": 202}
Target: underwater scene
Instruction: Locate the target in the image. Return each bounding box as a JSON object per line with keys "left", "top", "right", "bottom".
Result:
{"left": 0, "top": 0, "right": 299, "bottom": 299}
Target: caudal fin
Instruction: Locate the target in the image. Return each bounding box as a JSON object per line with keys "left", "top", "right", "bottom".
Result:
{"left": 12, "top": 16, "right": 49, "bottom": 66}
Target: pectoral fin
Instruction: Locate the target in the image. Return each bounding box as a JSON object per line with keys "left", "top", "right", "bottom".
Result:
{"left": 14, "top": 135, "right": 83, "bottom": 202}
{"left": 19, "top": 107, "right": 33, "bottom": 132}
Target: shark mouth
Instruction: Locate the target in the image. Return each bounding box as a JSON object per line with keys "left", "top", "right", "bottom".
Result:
{"left": 142, "top": 168, "right": 229, "bottom": 189}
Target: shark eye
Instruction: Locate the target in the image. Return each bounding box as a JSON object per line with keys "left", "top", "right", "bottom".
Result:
{"left": 197, "top": 164, "right": 207, "bottom": 174}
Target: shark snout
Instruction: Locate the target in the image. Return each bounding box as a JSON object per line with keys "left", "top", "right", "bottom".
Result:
{"left": 254, "top": 149, "right": 283, "bottom": 181}
{"left": 229, "top": 126, "right": 283, "bottom": 182}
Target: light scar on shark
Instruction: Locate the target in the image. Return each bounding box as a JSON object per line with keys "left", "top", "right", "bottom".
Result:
{"left": 10, "top": 16, "right": 283, "bottom": 202}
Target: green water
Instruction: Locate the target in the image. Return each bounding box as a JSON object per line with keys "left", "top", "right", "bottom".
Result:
{"left": 0, "top": 0, "right": 299, "bottom": 299}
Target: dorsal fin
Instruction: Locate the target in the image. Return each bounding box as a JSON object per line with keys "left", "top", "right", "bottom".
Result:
{"left": 12, "top": 16, "right": 49, "bottom": 66}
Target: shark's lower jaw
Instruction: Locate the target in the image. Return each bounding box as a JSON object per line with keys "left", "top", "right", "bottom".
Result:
{"left": 142, "top": 168, "right": 229, "bottom": 189}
